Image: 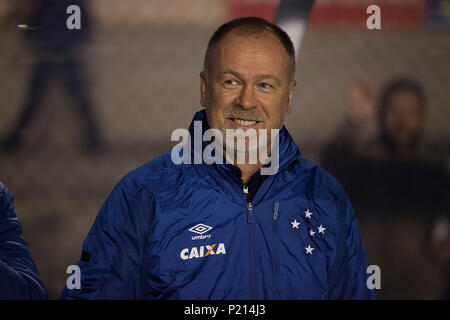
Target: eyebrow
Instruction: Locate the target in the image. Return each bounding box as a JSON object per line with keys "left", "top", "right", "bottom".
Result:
{"left": 222, "top": 70, "right": 281, "bottom": 85}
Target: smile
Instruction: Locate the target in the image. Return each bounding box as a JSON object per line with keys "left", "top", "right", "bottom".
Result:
{"left": 231, "top": 118, "right": 259, "bottom": 126}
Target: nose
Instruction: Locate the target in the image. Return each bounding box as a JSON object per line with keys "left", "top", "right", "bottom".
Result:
{"left": 236, "top": 84, "right": 257, "bottom": 110}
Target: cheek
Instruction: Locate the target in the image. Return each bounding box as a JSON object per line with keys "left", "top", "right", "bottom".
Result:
{"left": 209, "top": 85, "right": 236, "bottom": 107}
{"left": 406, "top": 115, "right": 423, "bottom": 132}
{"left": 207, "top": 90, "right": 235, "bottom": 125}
{"left": 261, "top": 95, "right": 289, "bottom": 124}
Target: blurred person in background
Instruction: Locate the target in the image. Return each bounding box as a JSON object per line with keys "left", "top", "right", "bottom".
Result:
{"left": 0, "top": 182, "right": 48, "bottom": 299}
{"left": 2, "top": 0, "right": 102, "bottom": 152}
{"left": 357, "top": 78, "right": 449, "bottom": 216}
{"left": 354, "top": 78, "right": 450, "bottom": 299}
{"left": 320, "top": 79, "right": 377, "bottom": 197}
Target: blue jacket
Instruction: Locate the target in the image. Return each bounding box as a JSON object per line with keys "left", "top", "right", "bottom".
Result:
{"left": 0, "top": 183, "right": 48, "bottom": 300}
{"left": 61, "top": 110, "right": 375, "bottom": 300}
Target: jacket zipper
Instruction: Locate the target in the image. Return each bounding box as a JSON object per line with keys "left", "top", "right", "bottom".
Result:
{"left": 273, "top": 202, "right": 281, "bottom": 297}
{"left": 243, "top": 180, "right": 257, "bottom": 299}
{"left": 243, "top": 182, "right": 254, "bottom": 224}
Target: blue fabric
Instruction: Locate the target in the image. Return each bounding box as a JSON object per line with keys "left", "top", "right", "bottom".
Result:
{"left": 0, "top": 183, "right": 48, "bottom": 300}
{"left": 60, "top": 110, "right": 375, "bottom": 300}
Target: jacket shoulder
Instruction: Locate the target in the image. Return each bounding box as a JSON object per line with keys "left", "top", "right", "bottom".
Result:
{"left": 0, "top": 182, "right": 13, "bottom": 219}
{"left": 291, "top": 157, "right": 357, "bottom": 232}
{"left": 297, "top": 157, "right": 349, "bottom": 204}
{"left": 114, "top": 151, "right": 180, "bottom": 199}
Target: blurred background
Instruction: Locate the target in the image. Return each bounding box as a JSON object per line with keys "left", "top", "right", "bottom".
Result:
{"left": 0, "top": 0, "right": 449, "bottom": 299}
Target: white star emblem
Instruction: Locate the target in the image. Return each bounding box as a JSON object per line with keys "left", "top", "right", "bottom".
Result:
{"left": 309, "top": 229, "right": 315, "bottom": 236}
{"left": 291, "top": 219, "right": 300, "bottom": 229}
{"left": 305, "top": 209, "right": 313, "bottom": 219}
{"left": 305, "top": 245, "right": 314, "bottom": 255}
{"left": 318, "top": 224, "right": 326, "bottom": 234}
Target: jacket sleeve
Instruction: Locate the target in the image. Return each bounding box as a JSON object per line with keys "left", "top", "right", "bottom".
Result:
{"left": 327, "top": 189, "right": 376, "bottom": 300}
{"left": 0, "top": 183, "right": 48, "bottom": 300}
{"left": 60, "top": 179, "right": 151, "bottom": 300}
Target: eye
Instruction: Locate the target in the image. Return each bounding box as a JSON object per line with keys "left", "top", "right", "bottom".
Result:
{"left": 223, "top": 79, "right": 240, "bottom": 87}
{"left": 258, "top": 82, "right": 273, "bottom": 90}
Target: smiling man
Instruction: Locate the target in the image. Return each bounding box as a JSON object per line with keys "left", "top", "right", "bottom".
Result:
{"left": 200, "top": 19, "right": 296, "bottom": 180}
{"left": 61, "top": 17, "right": 374, "bottom": 300}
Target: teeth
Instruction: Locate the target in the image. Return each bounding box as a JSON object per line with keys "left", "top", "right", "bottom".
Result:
{"left": 233, "top": 119, "right": 257, "bottom": 126}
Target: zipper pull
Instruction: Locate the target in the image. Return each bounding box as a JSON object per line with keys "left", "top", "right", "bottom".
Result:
{"left": 242, "top": 180, "right": 248, "bottom": 195}
{"left": 247, "top": 202, "right": 254, "bottom": 224}
{"left": 273, "top": 202, "right": 279, "bottom": 220}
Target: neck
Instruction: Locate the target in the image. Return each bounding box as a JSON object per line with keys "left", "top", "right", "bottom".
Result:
{"left": 222, "top": 144, "right": 272, "bottom": 182}
{"left": 235, "top": 163, "right": 262, "bottom": 182}
{"left": 227, "top": 150, "right": 268, "bottom": 182}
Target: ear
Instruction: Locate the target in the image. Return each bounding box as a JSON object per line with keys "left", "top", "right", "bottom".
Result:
{"left": 286, "top": 80, "right": 296, "bottom": 114}
{"left": 200, "top": 71, "right": 207, "bottom": 108}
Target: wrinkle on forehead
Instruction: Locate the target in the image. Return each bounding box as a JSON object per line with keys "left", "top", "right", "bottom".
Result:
{"left": 212, "top": 31, "right": 290, "bottom": 81}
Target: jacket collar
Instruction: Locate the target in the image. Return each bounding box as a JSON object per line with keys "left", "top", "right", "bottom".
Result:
{"left": 185, "top": 109, "right": 301, "bottom": 203}
{"left": 187, "top": 109, "right": 302, "bottom": 185}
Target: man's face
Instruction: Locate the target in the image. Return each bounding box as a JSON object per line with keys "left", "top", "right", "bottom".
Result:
{"left": 200, "top": 30, "right": 295, "bottom": 153}
{"left": 384, "top": 89, "right": 424, "bottom": 148}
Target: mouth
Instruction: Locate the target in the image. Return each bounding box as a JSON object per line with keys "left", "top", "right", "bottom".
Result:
{"left": 230, "top": 118, "right": 261, "bottom": 127}
{"left": 233, "top": 118, "right": 258, "bottom": 126}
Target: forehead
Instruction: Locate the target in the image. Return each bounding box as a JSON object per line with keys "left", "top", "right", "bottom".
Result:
{"left": 211, "top": 30, "right": 290, "bottom": 77}
{"left": 388, "top": 90, "right": 422, "bottom": 110}
{"left": 385, "top": 91, "right": 424, "bottom": 121}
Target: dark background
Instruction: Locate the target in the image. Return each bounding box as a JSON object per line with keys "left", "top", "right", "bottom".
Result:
{"left": 0, "top": 0, "right": 449, "bottom": 299}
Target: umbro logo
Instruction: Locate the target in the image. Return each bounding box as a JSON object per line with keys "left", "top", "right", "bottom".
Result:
{"left": 189, "top": 223, "right": 212, "bottom": 235}
{"left": 189, "top": 223, "right": 212, "bottom": 240}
